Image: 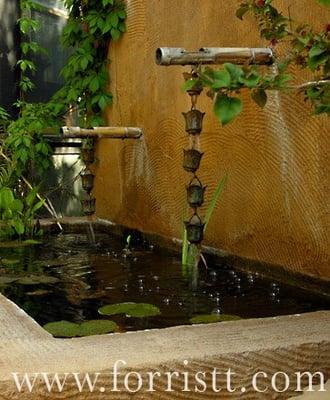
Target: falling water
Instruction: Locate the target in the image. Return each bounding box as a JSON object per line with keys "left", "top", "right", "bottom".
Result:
{"left": 86, "top": 221, "right": 96, "bottom": 245}
{"left": 268, "top": 63, "right": 296, "bottom": 217}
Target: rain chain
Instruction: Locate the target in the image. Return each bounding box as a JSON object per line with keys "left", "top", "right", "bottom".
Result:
{"left": 80, "top": 141, "right": 96, "bottom": 216}
{"left": 182, "top": 70, "right": 206, "bottom": 244}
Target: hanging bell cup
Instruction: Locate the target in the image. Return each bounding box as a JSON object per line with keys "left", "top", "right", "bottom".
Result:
{"left": 187, "top": 176, "right": 206, "bottom": 207}
{"left": 81, "top": 196, "right": 96, "bottom": 216}
{"left": 80, "top": 168, "right": 95, "bottom": 194}
{"left": 185, "top": 214, "right": 205, "bottom": 244}
{"left": 183, "top": 149, "right": 203, "bottom": 173}
{"left": 182, "top": 109, "right": 205, "bottom": 134}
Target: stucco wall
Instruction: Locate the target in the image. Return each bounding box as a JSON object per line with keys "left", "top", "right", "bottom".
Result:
{"left": 94, "top": 0, "right": 330, "bottom": 280}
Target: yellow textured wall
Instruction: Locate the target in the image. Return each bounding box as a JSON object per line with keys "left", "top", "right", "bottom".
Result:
{"left": 94, "top": 0, "right": 330, "bottom": 280}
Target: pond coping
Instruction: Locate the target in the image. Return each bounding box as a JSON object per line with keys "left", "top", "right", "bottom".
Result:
{"left": 0, "top": 293, "right": 329, "bottom": 399}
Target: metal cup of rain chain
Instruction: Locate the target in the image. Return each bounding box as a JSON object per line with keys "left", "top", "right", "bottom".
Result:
{"left": 81, "top": 168, "right": 95, "bottom": 194}
{"left": 183, "top": 73, "right": 203, "bottom": 96}
{"left": 183, "top": 149, "right": 203, "bottom": 173}
{"left": 187, "top": 176, "right": 206, "bottom": 207}
{"left": 182, "top": 109, "right": 205, "bottom": 134}
{"left": 185, "top": 214, "right": 205, "bottom": 244}
{"left": 81, "top": 196, "right": 96, "bottom": 215}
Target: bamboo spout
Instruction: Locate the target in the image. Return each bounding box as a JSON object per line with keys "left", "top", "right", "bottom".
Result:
{"left": 61, "top": 126, "right": 143, "bottom": 139}
{"left": 156, "top": 47, "right": 274, "bottom": 66}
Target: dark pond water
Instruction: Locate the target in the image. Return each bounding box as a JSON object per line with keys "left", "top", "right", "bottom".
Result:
{"left": 0, "top": 233, "right": 329, "bottom": 332}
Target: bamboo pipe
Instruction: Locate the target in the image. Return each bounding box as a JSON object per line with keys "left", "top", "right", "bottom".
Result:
{"left": 61, "top": 126, "right": 143, "bottom": 139}
{"left": 156, "top": 47, "right": 274, "bottom": 66}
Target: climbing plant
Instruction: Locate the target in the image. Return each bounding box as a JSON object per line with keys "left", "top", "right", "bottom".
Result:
{"left": 0, "top": 0, "right": 127, "bottom": 239}
{"left": 54, "top": 0, "right": 127, "bottom": 127}
{"left": 184, "top": 0, "right": 330, "bottom": 125}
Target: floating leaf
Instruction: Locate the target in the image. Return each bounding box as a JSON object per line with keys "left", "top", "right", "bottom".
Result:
{"left": 0, "top": 258, "right": 20, "bottom": 266}
{"left": 0, "top": 276, "right": 18, "bottom": 286}
{"left": 43, "top": 320, "right": 118, "bottom": 338}
{"left": 0, "top": 240, "right": 42, "bottom": 248}
{"left": 78, "top": 320, "right": 119, "bottom": 336}
{"left": 17, "top": 275, "right": 59, "bottom": 285}
{"left": 43, "top": 321, "right": 80, "bottom": 338}
{"left": 98, "top": 302, "right": 161, "bottom": 318}
{"left": 190, "top": 314, "right": 242, "bottom": 324}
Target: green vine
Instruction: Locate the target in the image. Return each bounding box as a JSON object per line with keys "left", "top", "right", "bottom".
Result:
{"left": 1, "top": 0, "right": 127, "bottom": 239}
{"left": 185, "top": 0, "right": 330, "bottom": 125}
{"left": 54, "top": 0, "right": 127, "bottom": 127}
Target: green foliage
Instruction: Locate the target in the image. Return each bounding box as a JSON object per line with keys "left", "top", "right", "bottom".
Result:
{"left": 98, "top": 302, "right": 161, "bottom": 318}
{"left": 190, "top": 314, "right": 242, "bottom": 324}
{"left": 214, "top": 95, "right": 243, "bottom": 126}
{"left": 43, "top": 320, "right": 119, "bottom": 338}
{"left": 5, "top": 103, "right": 61, "bottom": 177}
{"left": 204, "top": 176, "right": 227, "bottom": 231}
{"left": 17, "top": 1, "right": 45, "bottom": 99}
{"left": 184, "top": 1, "right": 329, "bottom": 124}
{"left": 1, "top": 0, "right": 127, "bottom": 239}
{"left": 317, "top": 0, "right": 330, "bottom": 7}
{"left": 55, "top": 0, "right": 127, "bottom": 127}
{"left": 0, "top": 186, "right": 44, "bottom": 239}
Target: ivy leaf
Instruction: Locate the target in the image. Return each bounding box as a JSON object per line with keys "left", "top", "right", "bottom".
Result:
{"left": 212, "top": 69, "right": 231, "bottom": 89}
{"left": 308, "top": 46, "right": 328, "bottom": 71}
{"left": 111, "top": 28, "right": 121, "bottom": 40}
{"left": 309, "top": 45, "right": 326, "bottom": 58}
{"left": 118, "top": 10, "right": 127, "bottom": 19}
{"left": 89, "top": 76, "right": 100, "bottom": 92}
{"left": 236, "top": 5, "right": 249, "bottom": 20}
{"left": 317, "top": 0, "right": 330, "bottom": 7}
{"left": 251, "top": 89, "right": 268, "bottom": 108}
{"left": 110, "top": 13, "right": 119, "bottom": 28}
{"left": 181, "top": 78, "right": 199, "bottom": 92}
{"left": 214, "top": 95, "right": 243, "bottom": 125}
{"left": 224, "top": 63, "right": 244, "bottom": 82}
{"left": 239, "top": 72, "right": 260, "bottom": 88}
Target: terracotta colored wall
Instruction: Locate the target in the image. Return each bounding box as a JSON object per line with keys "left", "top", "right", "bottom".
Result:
{"left": 94, "top": 0, "right": 330, "bottom": 280}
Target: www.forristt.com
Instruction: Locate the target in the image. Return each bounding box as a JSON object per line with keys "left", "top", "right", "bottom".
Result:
{"left": 11, "top": 360, "right": 327, "bottom": 394}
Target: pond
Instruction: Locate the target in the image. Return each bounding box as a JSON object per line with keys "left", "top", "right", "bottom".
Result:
{"left": 0, "top": 233, "right": 329, "bottom": 336}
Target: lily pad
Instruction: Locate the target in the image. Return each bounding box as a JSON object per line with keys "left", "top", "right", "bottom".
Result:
{"left": 0, "top": 259, "right": 21, "bottom": 266}
{"left": 17, "top": 275, "right": 60, "bottom": 285}
{"left": 98, "top": 302, "right": 161, "bottom": 318}
{"left": 43, "top": 321, "right": 80, "bottom": 338}
{"left": 78, "top": 320, "right": 119, "bottom": 336}
{"left": 43, "top": 320, "right": 119, "bottom": 338}
{"left": 190, "top": 314, "right": 242, "bottom": 324}
{"left": 0, "top": 240, "right": 42, "bottom": 248}
{"left": 0, "top": 276, "right": 18, "bottom": 286}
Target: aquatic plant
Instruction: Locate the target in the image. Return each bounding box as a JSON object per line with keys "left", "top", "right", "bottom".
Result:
{"left": 190, "top": 314, "right": 242, "bottom": 324}
{"left": 98, "top": 302, "right": 161, "bottom": 318}
{"left": 43, "top": 320, "right": 119, "bottom": 338}
{"left": 182, "top": 176, "right": 227, "bottom": 267}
